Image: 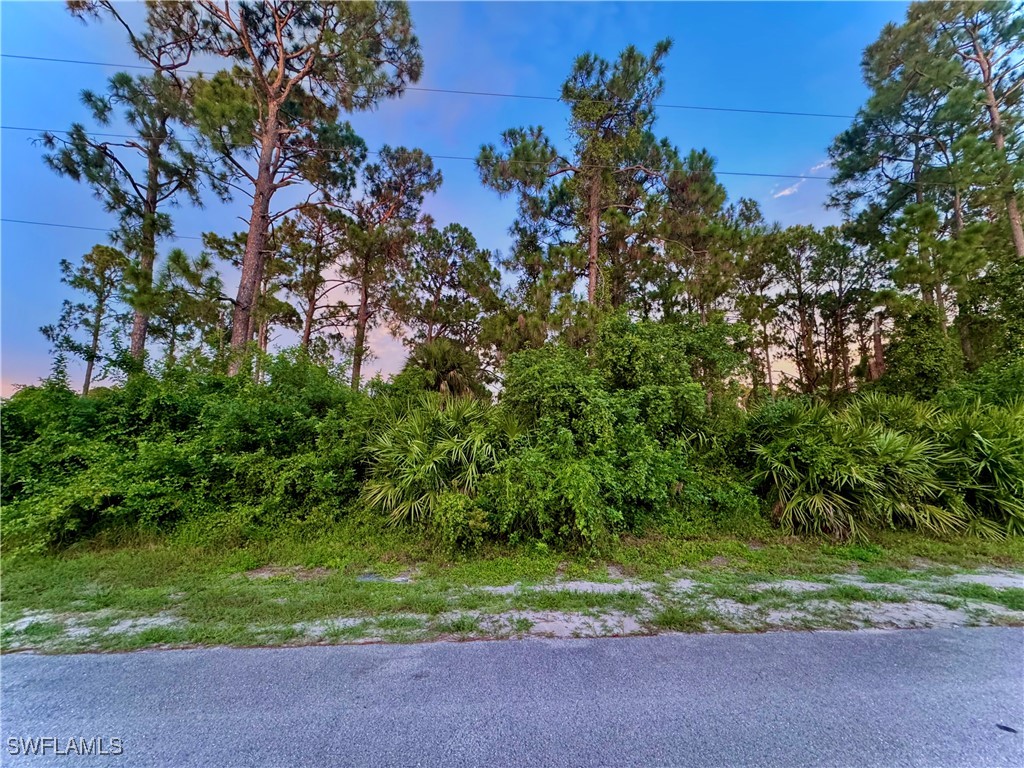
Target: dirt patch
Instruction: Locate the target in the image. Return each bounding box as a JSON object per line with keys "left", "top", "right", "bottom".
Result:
{"left": 945, "top": 571, "right": 1023, "bottom": 590}
{"left": 293, "top": 617, "right": 366, "bottom": 638}
{"left": 245, "top": 565, "right": 333, "bottom": 582}
{"left": 704, "top": 556, "right": 730, "bottom": 567}
{"left": 481, "top": 611, "right": 646, "bottom": 639}
{"left": 606, "top": 564, "right": 628, "bottom": 580}
{"left": 670, "top": 578, "right": 699, "bottom": 592}
{"left": 8, "top": 610, "right": 60, "bottom": 633}
{"left": 852, "top": 601, "right": 972, "bottom": 629}
{"left": 481, "top": 579, "right": 650, "bottom": 596}
{"left": 751, "top": 580, "right": 829, "bottom": 594}
{"left": 105, "top": 613, "right": 181, "bottom": 635}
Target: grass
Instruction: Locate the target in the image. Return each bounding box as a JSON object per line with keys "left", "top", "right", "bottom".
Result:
{"left": 937, "top": 584, "right": 1024, "bottom": 611}
{"left": 3, "top": 518, "right": 1022, "bottom": 652}
{"left": 435, "top": 615, "right": 480, "bottom": 635}
{"left": 651, "top": 605, "right": 720, "bottom": 632}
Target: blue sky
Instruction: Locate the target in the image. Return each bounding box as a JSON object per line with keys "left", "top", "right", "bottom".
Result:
{"left": 0, "top": 1, "right": 909, "bottom": 394}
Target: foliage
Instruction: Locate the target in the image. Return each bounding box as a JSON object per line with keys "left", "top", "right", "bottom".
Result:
{"left": 881, "top": 302, "right": 963, "bottom": 400}
{"left": 750, "top": 391, "right": 1024, "bottom": 540}
{"left": 1, "top": 353, "right": 370, "bottom": 552}
{"left": 12, "top": 3, "right": 1024, "bottom": 558}
{"left": 393, "top": 338, "right": 490, "bottom": 399}
{"left": 751, "top": 399, "right": 962, "bottom": 540}
{"left": 361, "top": 393, "right": 500, "bottom": 526}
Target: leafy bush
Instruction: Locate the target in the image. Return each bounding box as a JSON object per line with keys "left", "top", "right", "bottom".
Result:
{"left": 750, "top": 393, "right": 1024, "bottom": 540}
{"left": 484, "top": 319, "right": 722, "bottom": 545}
{"left": 483, "top": 433, "right": 615, "bottom": 545}
{"left": 881, "top": 303, "right": 962, "bottom": 400}
{"left": 1, "top": 352, "right": 369, "bottom": 552}
{"left": 933, "top": 400, "right": 1024, "bottom": 536}
{"left": 432, "top": 491, "right": 490, "bottom": 552}
{"left": 751, "top": 400, "right": 964, "bottom": 540}
{"left": 4, "top": 330, "right": 1019, "bottom": 554}
{"left": 362, "top": 393, "right": 499, "bottom": 525}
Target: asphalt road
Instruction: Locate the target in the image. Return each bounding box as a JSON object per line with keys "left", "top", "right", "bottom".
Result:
{"left": 2, "top": 627, "right": 1022, "bottom": 767}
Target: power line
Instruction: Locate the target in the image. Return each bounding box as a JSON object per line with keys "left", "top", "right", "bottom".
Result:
{"left": 0, "top": 52, "right": 857, "bottom": 120}
{"left": 1, "top": 217, "right": 203, "bottom": 240}
{"left": 1, "top": 124, "right": 831, "bottom": 181}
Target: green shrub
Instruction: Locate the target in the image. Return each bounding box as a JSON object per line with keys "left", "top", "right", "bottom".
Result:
{"left": 432, "top": 491, "right": 490, "bottom": 552}
{"left": 362, "top": 393, "right": 499, "bottom": 525}
{"left": 483, "top": 436, "right": 616, "bottom": 545}
{"left": 751, "top": 400, "right": 966, "bottom": 539}
{"left": 933, "top": 399, "right": 1024, "bottom": 536}
{"left": 881, "top": 303, "right": 962, "bottom": 400}
{"left": 1, "top": 352, "right": 369, "bottom": 552}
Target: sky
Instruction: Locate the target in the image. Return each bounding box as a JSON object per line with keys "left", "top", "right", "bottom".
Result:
{"left": 0, "top": 1, "right": 910, "bottom": 395}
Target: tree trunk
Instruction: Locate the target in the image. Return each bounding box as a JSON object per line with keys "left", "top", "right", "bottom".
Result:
{"left": 799, "top": 308, "right": 816, "bottom": 394}
{"left": 301, "top": 299, "right": 316, "bottom": 351}
{"left": 164, "top": 327, "right": 178, "bottom": 371}
{"left": 747, "top": 344, "right": 761, "bottom": 400}
{"left": 350, "top": 276, "right": 370, "bottom": 390}
{"left": 587, "top": 180, "right": 600, "bottom": 304}
{"left": 840, "top": 325, "right": 852, "bottom": 393}
{"left": 129, "top": 141, "right": 163, "bottom": 360}
{"left": 228, "top": 125, "right": 278, "bottom": 373}
{"left": 869, "top": 311, "right": 885, "bottom": 381}
{"left": 258, "top": 319, "right": 269, "bottom": 353}
{"left": 958, "top": 300, "right": 975, "bottom": 368}
{"left": 970, "top": 30, "right": 1024, "bottom": 259}
{"left": 128, "top": 221, "right": 156, "bottom": 359}
{"left": 935, "top": 287, "right": 948, "bottom": 335}
{"left": 83, "top": 301, "right": 105, "bottom": 396}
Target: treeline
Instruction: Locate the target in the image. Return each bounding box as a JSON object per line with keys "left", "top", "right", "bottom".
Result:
{"left": 38, "top": 1, "right": 1021, "bottom": 397}
{"left": 4, "top": 1, "right": 1023, "bottom": 551}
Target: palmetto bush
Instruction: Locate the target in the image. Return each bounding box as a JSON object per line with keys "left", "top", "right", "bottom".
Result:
{"left": 933, "top": 399, "right": 1024, "bottom": 537}
{"left": 752, "top": 394, "right": 1024, "bottom": 540}
{"left": 752, "top": 399, "right": 966, "bottom": 540}
{"left": 361, "top": 393, "right": 503, "bottom": 525}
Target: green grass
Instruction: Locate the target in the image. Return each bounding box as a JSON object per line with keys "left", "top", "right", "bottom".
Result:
{"left": 651, "top": 605, "right": 719, "bottom": 632}
{"left": 435, "top": 615, "right": 480, "bottom": 635}
{"left": 20, "top": 621, "right": 64, "bottom": 642}
{"left": 808, "top": 585, "right": 909, "bottom": 604}
{"left": 3, "top": 520, "right": 1023, "bottom": 652}
{"left": 938, "top": 584, "right": 1024, "bottom": 610}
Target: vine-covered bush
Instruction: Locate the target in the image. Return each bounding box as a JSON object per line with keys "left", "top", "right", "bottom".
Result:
{"left": 1, "top": 353, "right": 371, "bottom": 552}
{"left": 2, "top": 326, "right": 1020, "bottom": 553}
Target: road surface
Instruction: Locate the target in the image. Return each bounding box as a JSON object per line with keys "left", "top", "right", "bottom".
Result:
{"left": 2, "top": 627, "right": 1022, "bottom": 767}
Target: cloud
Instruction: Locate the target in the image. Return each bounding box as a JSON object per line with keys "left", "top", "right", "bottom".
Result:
{"left": 772, "top": 159, "right": 831, "bottom": 199}
{"left": 773, "top": 179, "right": 806, "bottom": 198}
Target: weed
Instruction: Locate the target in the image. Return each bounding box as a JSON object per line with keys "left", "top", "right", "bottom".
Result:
{"left": 651, "top": 605, "right": 718, "bottom": 632}
{"left": 435, "top": 615, "right": 480, "bottom": 634}
{"left": 938, "top": 584, "right": 1024, "bottom": 611}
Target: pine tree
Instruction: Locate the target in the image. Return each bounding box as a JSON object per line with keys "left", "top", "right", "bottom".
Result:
{"left": 44, "top": 1, "right": 213, "bottom": 361}
{"left": 478, "top": 41, "right": 673, "bottom": 306}
{"left": 41, "top": 245, "right": 129, "bottom": 394}
{"left": 188, "top": 1, "right": 421, "bottom": 368}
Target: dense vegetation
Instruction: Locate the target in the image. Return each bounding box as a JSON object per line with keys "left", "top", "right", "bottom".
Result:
{"left": 3, "top": 1, "right": 1023, "bottom": 555}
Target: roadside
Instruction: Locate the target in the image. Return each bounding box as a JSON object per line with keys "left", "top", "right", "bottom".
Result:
{"left": 3, "top": 529, "right": 1023, "bottom": 652}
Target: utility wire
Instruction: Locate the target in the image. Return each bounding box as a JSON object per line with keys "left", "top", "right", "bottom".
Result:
{"left": 4, "top": 122, "right": 961, "bottom": 188}
{"left": 1, "top": 217, "right": 203, "bottom": 240}
{"left": 1, "top": 124, "right": 830, "bottom": 181}
{"left": 1, "top": 52, "right": 857, "bottom": 120}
